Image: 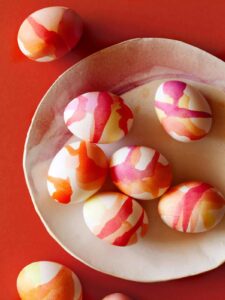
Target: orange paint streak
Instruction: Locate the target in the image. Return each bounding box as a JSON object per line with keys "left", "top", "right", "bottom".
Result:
{"left": 162, "top": 117, "right": 206, "bottom": 140}
{"left": 65, "top": 142, "right": 107, "bottom": 190}
{"left": 127, "top": 232, "right": 138, "bottom": 245}
{"left": 201, "top": 189, "right": 225, "bottom": 229}
{"left": 22, "top": 268, "right": 75, "bottom": 300}
{"left": 117, "top": 164, "right": 172, "bottom": 197}
{"left": 130, "top": 147, "right": 141, "bottom": 165}
{"left": 48, "top": 176, "right": 72, "bottom": 204}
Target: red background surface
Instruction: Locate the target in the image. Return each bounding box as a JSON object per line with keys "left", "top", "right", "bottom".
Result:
{"left": 1, "top": 1, "right": 225, "bottom": 299}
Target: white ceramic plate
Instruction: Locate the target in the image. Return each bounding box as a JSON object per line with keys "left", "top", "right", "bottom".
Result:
{"left": 23, "top": 38, "right": 225, "bottom": 282}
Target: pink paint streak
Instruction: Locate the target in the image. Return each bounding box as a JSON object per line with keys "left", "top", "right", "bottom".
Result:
{"left": 58, "top": 8, "right": 83, "bottom": 49}
{"left": 173, "top": 183, "right": 211, "bottom": 232}
{"left": 155, "top": 101, "right": 211, "bottom": 118}
{"left": 97, "top": 197, "right": 133, "bottom": 239}
{"left": 156, "top": 80, "right": 211, "bottom": 119}
{"left": 28, "top": 16, "right": 69, "bottom": 58}
{"left": 113, "top": 209, "right": 145, "bottom": 246}
{"left": 163, "top": 81, "right": 186, "bottom": 105}
{"left": 65, "top": 96, "right": 89, "bottom": 126}
{"left": 111, "top": 147, "right": 160, "bottom": 184}
{"left": 92, "top": 92, "right": 113, "bottom": 142}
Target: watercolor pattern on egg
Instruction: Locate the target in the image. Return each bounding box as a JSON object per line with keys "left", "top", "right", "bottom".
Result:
{"left": 155, "top": 80, "right": 212, "bottom": 142}
{"left": 64, "top": 91, "right": 134, "bottom": 144}
{"left": 17, "top": 261, "right": 82, "bottom": 300}
{"left": 83, "top": 192, "right": 149, "bottom": 246}
{"left": 158, "top": 181, "right": 225, "bottom": 233}
{"left": 47, "top": 141, "right": 108, "bottom": 204}
{"left": 110, "top": 146, "right": 173, "bottom": 200}
{"left": 17, "top": 6, "right": 83, "bottom": 62}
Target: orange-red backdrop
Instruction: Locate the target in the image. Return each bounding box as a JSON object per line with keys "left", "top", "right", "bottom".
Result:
{"left": 1, "top": 1, "right": 225, "bottom": 299}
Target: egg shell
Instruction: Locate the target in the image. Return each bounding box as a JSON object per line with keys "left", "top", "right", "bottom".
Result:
{"left": 47, "top": 141, "right": 108, "bottom": 204}
{"left": 158, "top": 181, "right": 225, "bottom": 233}
{"left": 154, "top": 80, "right": 212, "bottom": 142}
{"left": 102, "top": 293, "right": 132, "bottom": 300}
{"left": 110, "top": 146, "right": 173, "bottom": 200}
{"left": 64, "top": 91, "right": 134, "bottom": 144}
{"left": 83, "top": 192, "right": 148, "bottom": 246}
{"left": 17, "top": 261, "right": 82, "bottom": 300}
{"left": 17, "top": 6, "right": 83, "bottom": 62}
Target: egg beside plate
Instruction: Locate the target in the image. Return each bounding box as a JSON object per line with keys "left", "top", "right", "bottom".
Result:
{"left": 17, "top": 261, "right": 82, "bottom": 300}
{"left": 17, "top": 6, "right": 83, "bottom": 62}
{"left": 102, "top": 293, "right": 132, "bottom": 300}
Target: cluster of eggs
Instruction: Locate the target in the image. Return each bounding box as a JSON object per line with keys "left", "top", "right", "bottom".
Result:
{"left": 46, "top": 81, "right": 225, "bottom": 247}
{"left": 17, "top": 261, "right": 131, "bottom": 300}
{"left": 47, "top": 91, "right": 155, "bottom": 246}
{"left": 18, "top": 8, "right": 224, "bottom": 237}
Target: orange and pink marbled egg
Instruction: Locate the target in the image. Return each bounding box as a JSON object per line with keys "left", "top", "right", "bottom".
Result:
{"left": 17, "top": 261, "right": 82, "bottom": 300}
{"left": 158, "top": 181, "right": 225, "bottom": 233}
{"left": 17, "top": 6, "right": 83, "bottom": 62}
{"left": 155, "top": 80, "right": 212, "bottom": 142}
{"left": 47, "top": 141, "right": 108, "bottom": 204}
{"left": 64, "top": 91, "right": 134, "bottom": 144}
{"left": 110, "top": 146, "right": 173, "bottom": 200}
{"left": 83, "top": 192, "right": 148, "bottom": 246}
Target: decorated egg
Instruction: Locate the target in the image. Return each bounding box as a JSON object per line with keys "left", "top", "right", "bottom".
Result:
{"left": 17, "top": 6, "right": 83, "bottom": 62}
{"left": 83, "top": 192, "right": 148, "bottom": 246}
{"left": 47, "top": 141, "right": 108, "bottom": 204}
{"left": 64, "top": 91, "right": 134, "bottom": 144}
{"left": 158, "top": 181, "right": 225, "bottom": 233}
{"left": 154, "top": 80, "right": 212, "bottom": 142}
{"left": 110, "top": 146, "right": 173, "bottom": 200}
{"left": 102, "top": 293, "right": 132, "bottom": 300}
{"left": 17, "top": 261, "right": 82, "bottom": 300}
